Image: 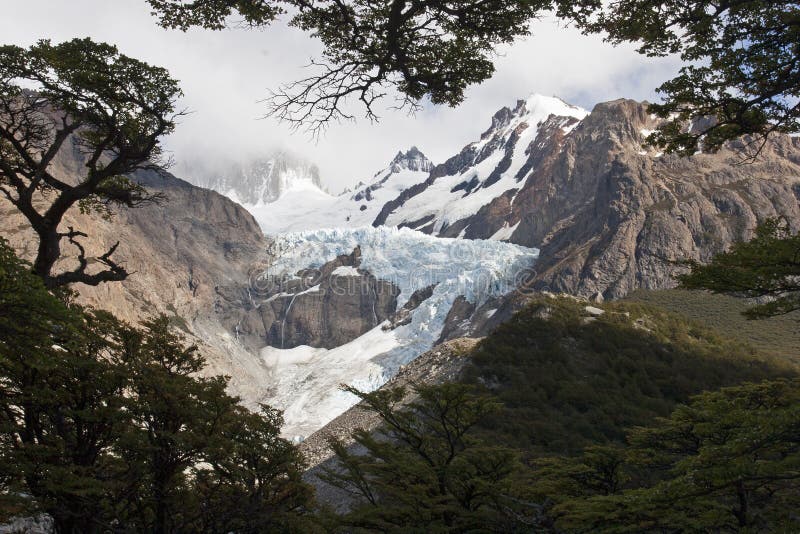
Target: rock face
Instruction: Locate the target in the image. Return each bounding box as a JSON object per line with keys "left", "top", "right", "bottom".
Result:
{"left": 513, "top": 100, "right": 800, "bottom": 299}
{"left": 0, "top": 139, "right": 274, "bottom": 402}
{"left": 216, "top": 247, "right": 401, "bottom": 350}
{"left": 373, "top": 95, "right": 587, "bottom": 233}
{"left": 373, "top": 96, "right": 800, "bottom": 299}
{"left": 179, "top": 151, "right": 325, "bottom": 206}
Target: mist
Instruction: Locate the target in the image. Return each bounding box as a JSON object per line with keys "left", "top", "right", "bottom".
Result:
{"left": 0, "top": 1, "right": 681, "bottom": 192}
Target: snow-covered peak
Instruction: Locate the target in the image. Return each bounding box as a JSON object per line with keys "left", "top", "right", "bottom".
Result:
{"left": 247, "top": 148, "right": 433, "bottom": 234}
{"left": 522, "top": 93, "right": 588, "bottom": 124}
{"left": 388, "top": 146, "right": 433, "bottom": 174}
{"left": 180, "top": 151, "right": 329, "bottom": 207}
{"left": 477, "top": 94, "right": 587, "bottom": 146}
{"left": 379, "top": 94, "right": 588, "bottom": 236}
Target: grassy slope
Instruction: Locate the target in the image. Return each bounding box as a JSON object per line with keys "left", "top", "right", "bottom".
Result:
{"left": 626, "top": 289, "right": 800, "bottom": 363}
{"left": 460, "top": 295, "right": 797, "bottom": 455}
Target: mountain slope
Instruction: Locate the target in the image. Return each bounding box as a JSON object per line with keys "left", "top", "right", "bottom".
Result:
{"left": 515, "top": 100, "right": 800, "bottom": 299}
{"left": 0, "top": 145, "right": 274, "bottom": 403}
{"left": 245, "top": 147, "right": 434, "bottom": 234}
{"left": 371, "top": 97, "right": 800, "bottom": 299}
{"left": 374, "top": 94, "right": 587, "bottom": 236}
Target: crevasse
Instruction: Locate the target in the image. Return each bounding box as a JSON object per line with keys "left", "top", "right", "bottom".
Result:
{"left": 258, "top": 226, "right": 538, "bottom": 439}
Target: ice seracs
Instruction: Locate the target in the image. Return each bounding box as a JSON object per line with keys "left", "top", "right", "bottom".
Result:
{"left": 256, "top": 226, "right": 538, "bottom": 438}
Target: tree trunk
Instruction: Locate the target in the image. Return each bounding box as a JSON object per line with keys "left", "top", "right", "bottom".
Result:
{"left": 734, "top": 479, "right": 749, "bottom": 527}
{"left": 33, "top": 225, "right": 61, "bottom": 289}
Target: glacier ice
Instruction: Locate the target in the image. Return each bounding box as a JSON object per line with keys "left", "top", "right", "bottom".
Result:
{"left": 257, "top": 226, "right": 538, "bottom": 438}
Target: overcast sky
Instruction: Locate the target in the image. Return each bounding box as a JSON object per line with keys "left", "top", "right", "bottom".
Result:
{"left": 1, "top": 0, "right": 682, "bottom": 192}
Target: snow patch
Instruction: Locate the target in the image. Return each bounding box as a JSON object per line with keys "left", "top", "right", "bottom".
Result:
{"left": 258, "top": 226, "right": 538, "bottom": 437}
{"left": 331, "top": 265, "right": 361, "bottom": 277}
{"left": 247, "top": 162, "right": 431, "bottom": 234}
{"left": 489, "top": 221, "right": 520, "bottom": 241}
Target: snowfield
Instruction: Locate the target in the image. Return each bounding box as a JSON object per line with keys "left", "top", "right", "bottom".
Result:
{"left": 256, "top": 226, "right": 539, "bottom": 439}
{"left": 384, "top": 94, "right": 587, "bottom": 233}
{"left": 247, "top": 157, "right": 431, "bottom": 234}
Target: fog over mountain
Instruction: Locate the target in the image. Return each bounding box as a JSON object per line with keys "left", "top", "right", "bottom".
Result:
{"left": 0, "top": 0, "right": 682, "bottom": 192}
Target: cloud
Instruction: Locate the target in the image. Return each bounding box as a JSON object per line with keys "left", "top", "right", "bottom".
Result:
{"left": 1, "top": 2, "right": 681, "bottom": 191}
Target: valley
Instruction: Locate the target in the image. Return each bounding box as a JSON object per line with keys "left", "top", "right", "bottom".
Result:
{"left": 5, "top": 92, "right": 798, "bottom": 445}
{"left": 4, "top": 3, "right": 800, "bottom": 530}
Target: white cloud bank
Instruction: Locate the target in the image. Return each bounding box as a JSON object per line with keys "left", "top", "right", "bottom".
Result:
{"left": 0, "top": 0, "right": 681, "bottom": 191}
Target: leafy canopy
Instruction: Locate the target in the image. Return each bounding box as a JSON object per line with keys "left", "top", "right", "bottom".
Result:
{"left": 0, "top": 239, "right": 316, "bottom": 533}
{"left": 0, "top": 38, "right": 183, "bottom": 288}
{"left": 679, "top": 218, "right": 800, "bottom": 318}
{"left": 569, "top": 0, "right": 800, "bottom": 156}
{"left": 148, "top": 0, "right": 800, "bottom": 152}
{"left": 322, "top": 383, "right": 544, "bottom": 531}
{"left": 545, "top": 380, "right": 800, "bottom": 532}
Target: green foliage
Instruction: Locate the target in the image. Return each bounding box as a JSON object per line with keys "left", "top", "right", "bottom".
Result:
{"left": 323, "top": 383, "right": 544, "bottom": 532}
{"left": 0, "top": 38, "right": 183, "bottom": 287}
{"left": 626, "top": 289, "right": 800, "bottom": 362}
{"left": 0, "top": 238, "right": 130, "bottom": 531}
{"left": 192, "top": 405, "right": 316, "bottom": 533}
{"left": 148, "top": 0, "right": 282, "bottom": 30}
{"left": 679, "top": 218, "right": 800, "bottom": 318}
{"left": 567, "top": 0, "right": 800, "bottom": 156}
{"left": 460, "top": 296, "right": 793, "bottom": 454}
{"left": 547, "top": 380, "right": 800, "bottom": 532}
{"left": 0, "top": 239, "right": 315, "bottom": 533}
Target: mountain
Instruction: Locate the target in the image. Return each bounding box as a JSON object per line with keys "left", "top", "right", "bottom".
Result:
{"left": 0, "top": 121, "right": 535, "bottom": 440}
{"left": 373, "top": 94, "right": 587, "bottom": 236}
{"left": 180, "top": 151, "right": 326, "bottom": 207}
{"left": 5, "top": 93, "right": 799, "bottom": 443}
{"left": 371, "top": 95, "right": 800, "bottom": 300}
{"left": 0, "top": 145, "right": 275, "bottom": 403}
{"left": 241, "top": 147, "right": 434, "bottom": 234}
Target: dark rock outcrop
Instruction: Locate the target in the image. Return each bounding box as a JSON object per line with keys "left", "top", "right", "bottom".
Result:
{"left": 216, "top": 248, "right": 401, "bottom": 350}
{"left": 384, "top": 284, "right": 437, "bottom": 329}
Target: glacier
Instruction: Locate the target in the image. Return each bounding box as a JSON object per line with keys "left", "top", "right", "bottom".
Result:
{"left": 256, "top": 226, "right": 538, "bottom": 439}
{"left": 247, "top": 148, "right": 432, "bottom": 234}
{"left": 384, "top": 94, "right": 588, "bottom": 233}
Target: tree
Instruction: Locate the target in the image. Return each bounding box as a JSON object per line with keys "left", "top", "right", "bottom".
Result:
{"left": 114, "top": 316, "right": 239, "bottom": 533}
{"left": 193, "top": 405, "right": 317, "bottom": 533}
{"left": 679, "top": 218, "right": 800, "bottom": 318}
{"left": 0, "top": 238, "right": 131, "bottom": 532}
{"left": 0, "top": 241, "right": 316, "bottom": 532}
{"left": 554, "top": 380, "right": 800, "bottom": 532}
{"left": 0, "top": 38, "right": 183, "bottom": 289}
{"left": 148, "top": 0, "right": 800, "bottom": 149}
{"left": 321, "top": 383, "right": 544, "bottom": 532}
{"left": 149, "top": 0, "right": 548, "bottom": 134}
{"left": 568, "top": 0, "right": 800, "bottom": 157}
{"left": 115, "top": 316, "right": 316, "bottom": 533}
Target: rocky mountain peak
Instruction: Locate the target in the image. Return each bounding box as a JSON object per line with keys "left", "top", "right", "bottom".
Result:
{"left": 479, "top": 94, "right": 586, "bottom": 141}
{"left": 389, "top": 146, "right": 433, "bottom": 173}
{"left": 180, "top": 150, "right": 328, "bottom": 207}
